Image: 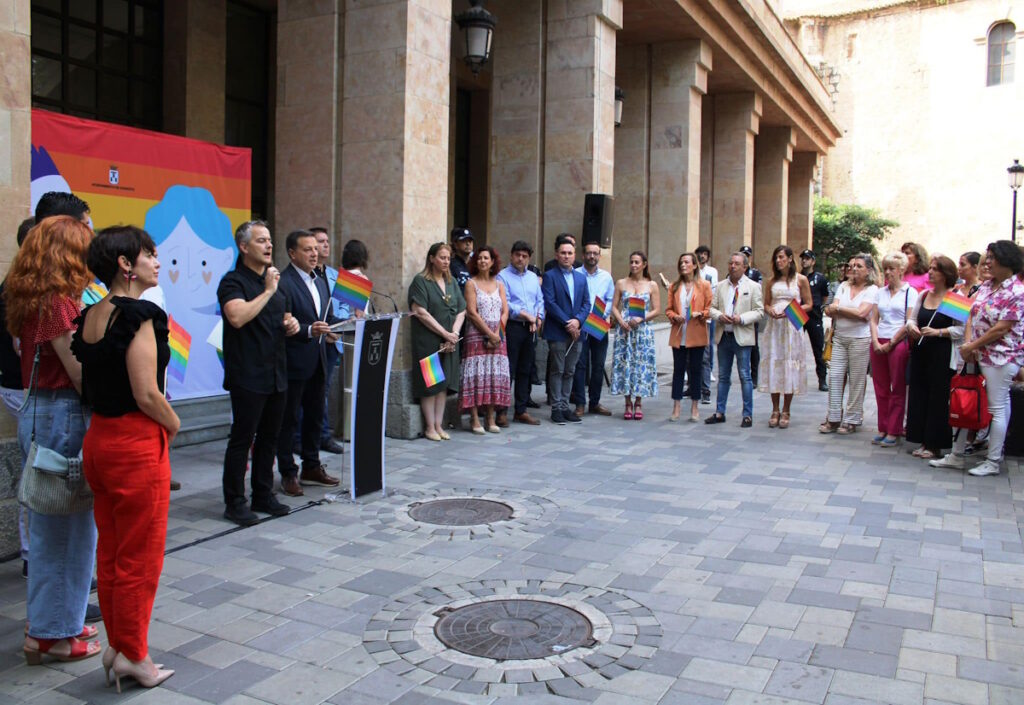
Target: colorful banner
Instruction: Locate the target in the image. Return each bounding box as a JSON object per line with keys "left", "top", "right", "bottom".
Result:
{"left": 30, "top": 109, "right": 251, "bottom": 400}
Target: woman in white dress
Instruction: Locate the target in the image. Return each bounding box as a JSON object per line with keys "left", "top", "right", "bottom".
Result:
{"left": 759, "top": 245, "right": 813, "bottom": 428}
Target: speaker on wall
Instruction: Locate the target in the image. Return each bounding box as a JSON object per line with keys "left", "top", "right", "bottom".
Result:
{"left": 581, "top": 193, "right": 613, "bottom": 249}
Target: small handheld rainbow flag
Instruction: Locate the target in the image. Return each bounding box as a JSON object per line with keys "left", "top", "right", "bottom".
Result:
{"left": 82, "top": 280, "right": 108, "bottom": 306}
{"left": 937, "top": 291, "right": 971, "bottom": 323}
{"left": 627, "top": 297, "right": 645, "bottom": 318}
{"left": 784, "top": 300, "right": 810, "bottom": 330}
{"left": 332, "top": 269, "right": 372, "bottom": 311}
{"left": 419, "top": 351, "right": 445, "bottom": 387}
{"left": 582, "top": 311, "right": 611, "bottom": 339}
{"left": 593, "top": 297, "right": 607, "bottom": 318}
{"left": 167, "top": 316, "right": 192, "bottom": 383}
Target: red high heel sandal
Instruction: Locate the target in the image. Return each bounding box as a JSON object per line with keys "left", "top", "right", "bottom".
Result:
{"left": 624, "top": 401, "right": 633, "bottom": 420}
{"left": 24, "top": 636, "right": 101, "bottom": 665}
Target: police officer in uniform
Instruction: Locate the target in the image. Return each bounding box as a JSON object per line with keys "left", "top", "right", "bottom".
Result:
{"left": 449, "top": 227, "right": 473, "bottom": 292}
{"left": 740, "top": 245, "right": 763, "bottom": 388}
{"left": 800, "top": 249, "right": 830, "bottom": 391}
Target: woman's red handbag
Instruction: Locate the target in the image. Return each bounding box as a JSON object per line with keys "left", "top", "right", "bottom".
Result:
{"left": 948, "top": 364, "right": 993, "bottom": 430}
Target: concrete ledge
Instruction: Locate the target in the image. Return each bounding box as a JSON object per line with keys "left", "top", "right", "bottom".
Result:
{"left": 0, "top": 438, "right": 22, "bottom": 560}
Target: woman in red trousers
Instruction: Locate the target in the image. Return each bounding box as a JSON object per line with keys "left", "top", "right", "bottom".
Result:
{"left": 72, "top": 226, "right": 180, "bottom": 691}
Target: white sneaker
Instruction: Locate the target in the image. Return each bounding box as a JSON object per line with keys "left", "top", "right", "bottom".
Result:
{"left": 968, "top": 460, "right": 1001, "bottom": 477}
{"left": 929, "top": 453, "right": 966, "bottom": 469}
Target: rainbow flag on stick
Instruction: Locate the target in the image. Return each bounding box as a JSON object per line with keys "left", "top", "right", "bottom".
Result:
{"left": 332, "top": 269, "right": 372, "bottom": 312}
{"left": 167, "top": 316, "right": 192, "bottom": 383}
{"left": 627, "top": 297, "right": 645, "bottom": 318}
{"left": 937, "top": 291, "right": 971, "bottom": 323}
{"left": 593, "top": 297, "right": 607, "bottom": 318}
{"left": 582, "top": 312, "right": 611, "bottom": 339}
{"left": 419, "top": 351, "right": 445, "bottom": 387}
{"left": 784, "top": 300, "right": 810, "bottom": 331}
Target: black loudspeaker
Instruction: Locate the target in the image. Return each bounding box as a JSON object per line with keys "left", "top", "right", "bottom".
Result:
{"left": 582, "top": 193, "right": 613, "bottom": 248}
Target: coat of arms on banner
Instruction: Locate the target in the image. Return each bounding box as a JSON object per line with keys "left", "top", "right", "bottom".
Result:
{"left": 368, "top": 331, "right": 383, "bottom": 366}
{"left": 108, "top": 165, "right": 119, "bottom": 185}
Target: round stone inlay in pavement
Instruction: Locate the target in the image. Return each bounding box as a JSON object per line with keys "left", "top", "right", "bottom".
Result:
{"left": 433, "top": 599, "right": 595, "bottom": 660}
{"left": 408, "top": 498, "right": 513, "bottom": 526}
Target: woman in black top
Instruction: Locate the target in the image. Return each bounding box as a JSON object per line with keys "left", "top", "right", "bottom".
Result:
{"left": 72, "top": 226, "right": 179, "bottom": 691}
{"left": 904, "top": 255, "right": 962, "bottom": 460}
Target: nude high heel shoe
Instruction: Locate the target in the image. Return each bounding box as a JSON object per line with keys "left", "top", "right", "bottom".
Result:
{"left": 111, "top": 652, "right": 174, "bottom": 693}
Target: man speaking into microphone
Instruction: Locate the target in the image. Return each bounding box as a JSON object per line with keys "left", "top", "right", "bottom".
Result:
{"left": 275, "top": 230, "right": 343, "bottom": 497}
{"left": 218, "top": 220, "right": 301, "bottom": 526}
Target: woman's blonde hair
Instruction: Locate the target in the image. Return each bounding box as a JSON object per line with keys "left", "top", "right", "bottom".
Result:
{"left": 881, "top": 252, "right": 908, "bottom": 273}
{"left": 420, "top": 242, "right": 452, "bottom": 283}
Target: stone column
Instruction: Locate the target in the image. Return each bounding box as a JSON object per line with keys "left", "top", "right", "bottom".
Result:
{"left": 752, "top": 126, "right": 795, "bottom": 272}
{"left": 0, "top": 0, "right": 30, "bottom": 556}
{"left": 487, "top": 0, "right": 544, "bottom": 259}
{"left": 340, "top": 0, "right": 451, "bottom": 437}
{"left": 164, "top": 0, "right": 227, "bottom": 143}
{"left": 647, "top": 40, "right": 711, "bottom": 278}
{"left": 274, "top": 0, "right": 343, "bottom": 241}
{"left": 542, "top": 0, "right": 622, "bottom": 254}
{"left": 787, "top": 151, "right": 817, "bottom": 255}
{"left": 710, "top": 92, "right": 761, "bottom": 274}
{"left": 610, "top": 43, "right": 650, "bottom": 280}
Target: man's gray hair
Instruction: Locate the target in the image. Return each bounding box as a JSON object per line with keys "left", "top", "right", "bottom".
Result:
{"left": 235, "top": 219, "right": 269, "bottom": 249}
{"left": 731, "top": 251, "right": 749, "bottom": 267}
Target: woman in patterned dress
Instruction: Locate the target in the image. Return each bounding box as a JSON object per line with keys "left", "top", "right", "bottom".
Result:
{"left": 460, "top": 246, "right": 510, "bottom": 434}
{"left": 610, "top": 251, "right": 660, "bottom": 419}
{"left": 759, "top": 245, "right": 812, "bottom": 429}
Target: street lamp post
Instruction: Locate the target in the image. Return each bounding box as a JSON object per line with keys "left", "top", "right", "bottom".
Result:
{"left": 1009, "top": 159, "right": 1024, "bottom": 242}
{"left": 455, "top": 0, "right": 497, "bottom": 76}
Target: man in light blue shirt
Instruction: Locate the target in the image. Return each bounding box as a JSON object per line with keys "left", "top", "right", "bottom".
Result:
{"left": 496, "top": 240, "right": 544, "bottom": 426}
{"left": 571, "top": 242, "right": 615, "bottom": 416}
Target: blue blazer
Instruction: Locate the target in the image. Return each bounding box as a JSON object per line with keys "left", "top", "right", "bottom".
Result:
{"left": 279, "top": 264, "right": 339, "bottom": 380}
{"left": 541, "top": 267, "right": 590, "bottom": 342}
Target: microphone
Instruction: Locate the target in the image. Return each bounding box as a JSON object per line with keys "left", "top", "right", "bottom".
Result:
{"left": 372, "top": 290, "right": 400, "bottom": 314}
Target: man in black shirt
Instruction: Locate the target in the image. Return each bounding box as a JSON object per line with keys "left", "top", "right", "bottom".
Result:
{"left": 217, "top": 220, "right": 301, "bottom": 526}
{"left": 740, "top": 246, "right": 763, "bottom": 387}
{"left": 800, "top": 249, "right": 830, "bottom": 391}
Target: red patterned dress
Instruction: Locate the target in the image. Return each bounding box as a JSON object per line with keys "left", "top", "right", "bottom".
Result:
{"left": 459, "top": 280, "right": 511, "bottom": 409}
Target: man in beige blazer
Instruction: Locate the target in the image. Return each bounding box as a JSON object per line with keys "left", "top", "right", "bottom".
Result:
{"left": 705, "top": 252, "right": 764, "bottom": 427}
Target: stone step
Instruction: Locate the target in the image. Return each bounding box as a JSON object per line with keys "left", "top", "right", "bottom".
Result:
{"left": 171, "top": 395, "right": 231, "bottom": 448}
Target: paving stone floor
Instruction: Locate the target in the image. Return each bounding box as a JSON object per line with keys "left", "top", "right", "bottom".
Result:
{"left": 0, "top": 377, "right": 1023, "bottom": 705}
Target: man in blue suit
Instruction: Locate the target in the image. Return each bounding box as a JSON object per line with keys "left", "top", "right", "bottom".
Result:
{"left": 542, "top": 233, "right": 591, "bottom": 425}
{"left": 276, "top": 230, "right": 342, "bottom": 496}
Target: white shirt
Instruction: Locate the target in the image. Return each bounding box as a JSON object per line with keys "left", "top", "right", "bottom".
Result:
{"left": 300, "top": 268, "right": 322, "bottom": 336}
{"left": 722, "top": 279, "right": 740, "bottom": 332}
{"left": 875, "top": 283, "right": 918, "bottom": 339}
{"left": 833, "top": 282, "right": 878, "bottom": 338}
{"left": 700, "top": 265, "right": 719, "bottom": 288}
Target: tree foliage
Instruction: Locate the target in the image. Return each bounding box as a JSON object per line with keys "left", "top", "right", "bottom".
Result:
{"left": 812, "top": 197, "right": 898, "bottom": 279}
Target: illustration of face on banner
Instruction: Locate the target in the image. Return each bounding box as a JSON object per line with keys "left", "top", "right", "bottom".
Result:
{"left": 145, "top": 186, "right": 236, "bottom": 399}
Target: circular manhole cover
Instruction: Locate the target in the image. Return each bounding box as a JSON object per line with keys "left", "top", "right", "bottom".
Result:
{"left": 433, "top": 599, "right": 594, "bottom": 660}
{"left": 408, "top": 498, "right": 513, "bottom": 526}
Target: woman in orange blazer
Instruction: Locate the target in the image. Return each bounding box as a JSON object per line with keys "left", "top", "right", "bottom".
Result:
{"left": 666, "top": 252, "right": 712, "bottom": 421}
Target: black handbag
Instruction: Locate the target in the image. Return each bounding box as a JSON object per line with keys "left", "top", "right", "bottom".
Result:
{"left": 17, "top": 345, "right": 93, "bottom": 515}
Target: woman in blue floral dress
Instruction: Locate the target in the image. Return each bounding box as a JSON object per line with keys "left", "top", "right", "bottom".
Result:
{"left": 610, "top": 251, "right": 660, "bottom": 419}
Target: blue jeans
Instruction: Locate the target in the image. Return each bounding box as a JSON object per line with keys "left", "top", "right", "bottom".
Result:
{"left": 715, "top": 332, "right": 753, "bottom": 419}
{"left": 702, "top": 321, "right": 715, "bottom": 397}
{"left": 570, "top": 334, "right": 609, "bottom": 408}
{"left": 18, "top": 389, "right": 97, "bottom": 639}
{"left": 321, "top": 347, "right": 341, "bottom": 443}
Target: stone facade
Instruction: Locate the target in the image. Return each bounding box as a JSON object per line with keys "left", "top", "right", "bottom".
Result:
{"left": 783, "top": 0, "right": 1024, "bottom": 257}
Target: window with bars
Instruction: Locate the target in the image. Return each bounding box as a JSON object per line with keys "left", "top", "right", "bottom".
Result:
{"left": 987, "top": 21, "right": 1016, "bottom": 86}
{"left": 31, "top": 0, "right": 163, "bottom": 129}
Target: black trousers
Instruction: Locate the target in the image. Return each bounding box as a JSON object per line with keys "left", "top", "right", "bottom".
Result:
{"left": 905, "top": 339, "right": 954, "bottom": 452}
{"left": 224, "top": 387, "right": 286, "bottom": 508}
{"left": 277, "top": 365, "right": 325, "bottom": 477}
{"left": 505, "top": 320, "right": 536, "bottom": 415}
{"left": 806, "top": 317, "right": 827, "bottom": 383}
{"left": 671, "top": 346, "right": 704, "bottom": 401}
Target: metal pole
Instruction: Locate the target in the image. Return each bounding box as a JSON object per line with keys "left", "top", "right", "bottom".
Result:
{"left": 1014, "top": 189, "right": 1019, "bottom": 243}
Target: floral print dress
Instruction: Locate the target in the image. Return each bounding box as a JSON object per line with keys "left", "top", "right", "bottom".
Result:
{"left": 610, "top": 290, "right": 658, "bottom": 398}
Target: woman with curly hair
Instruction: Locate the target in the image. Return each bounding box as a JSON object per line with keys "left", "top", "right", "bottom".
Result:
{"left": 459, "top": 246, "right": 510, "bottom": 434}
{"left": 4, "top": 216, "right": 99, "bottom": 665}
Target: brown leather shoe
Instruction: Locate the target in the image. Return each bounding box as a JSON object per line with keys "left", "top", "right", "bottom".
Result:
{"left": 589, "top": 404, "right": 612, "bottom": 416}
{"left": 514, "top": 412, "right": 540, "bottom": 426}
{"left": 495, "top": 413, "right": 509, "bottom": 428}
{"left": 281, "top": 475, "right": 304, "bottom": 496}
{"left": 299, "top": 464, "right": 340, "bottom": 487}
{"left": 575, "top": 405, "right": 586, "bottom": 417}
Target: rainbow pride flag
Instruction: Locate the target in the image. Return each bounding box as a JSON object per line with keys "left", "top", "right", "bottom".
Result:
{"left": 593, "top": 297, "right": 607, "bottom": 317}
{"left": 167, "top": 316, "right": 192, "bottom": 383}
{"left": 627, "top": 297, "right": 645, "bottom": 318}
{"left": 583, "top": 312, "right": 611, "bottom": 339}
{"left": 82, "top": 280, "right": 108, "bottom": 306}
{"left": 333, "top": 269, "right": 372, "bottom": 311}
{"left": 937, "top": 291, "right": 971, "bottom": 323}
{"left": 419, "top": 351, "right": 445, "bottom": 387}
{"left": 784, "top": 300, "right": 810, "bottom": 330}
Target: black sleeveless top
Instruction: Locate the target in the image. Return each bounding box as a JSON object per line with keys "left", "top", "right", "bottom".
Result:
{"left": 71, "top": 297, "right": 170, "bottom": 417}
